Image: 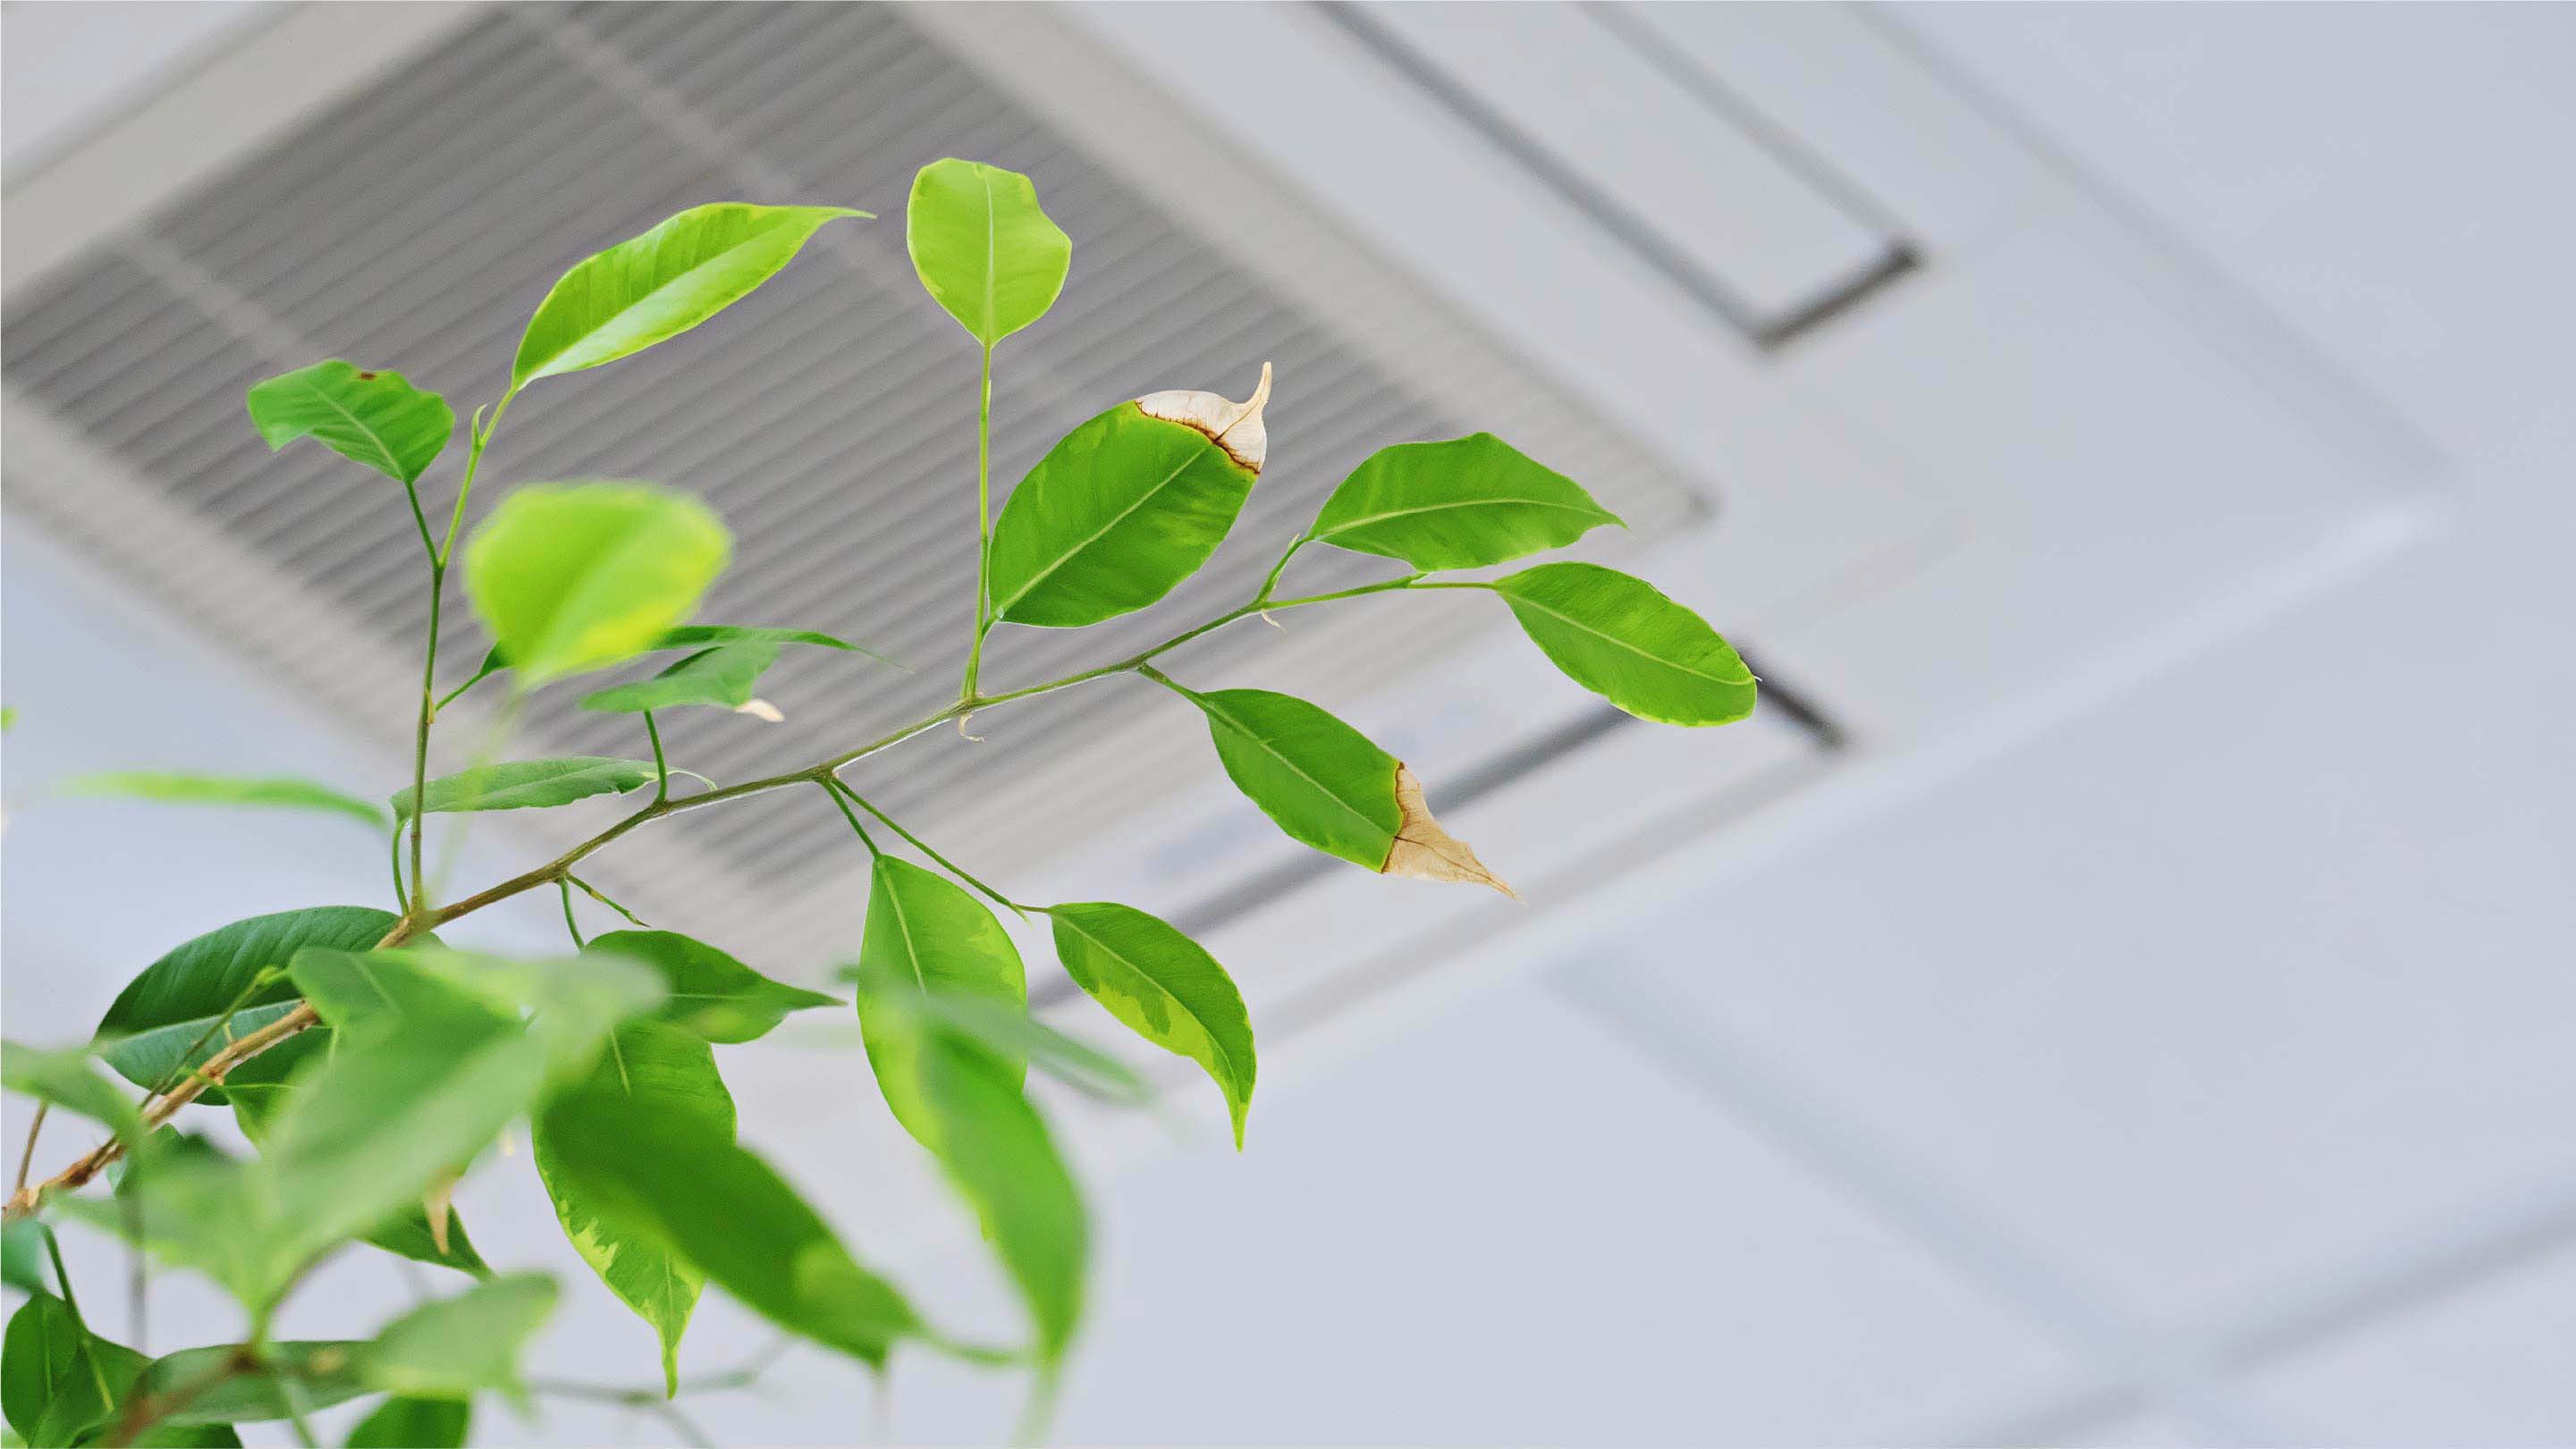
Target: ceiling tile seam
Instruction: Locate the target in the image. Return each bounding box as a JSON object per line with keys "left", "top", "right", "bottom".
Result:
{"left": 1550, "top": 960, "right": 2287, "bottom": 1445}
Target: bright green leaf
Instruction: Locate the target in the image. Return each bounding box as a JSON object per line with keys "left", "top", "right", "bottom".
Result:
{"left": 1045, "top": 903, "right": 1256, "bottom": 1146}
{"left": 579, "top": 641, "right": 779, "bottom": 714}
{"left": 345, "top": 1396, "right": 469, "bottom": 1448}
{"left": 852, "top": 858, "right": 1026, "bottom": 1150}
{"left": 1492, "top": 562, "right": 1756, "bottom": 726}
{"left": 361, "top": 1274, "right": 556, "bottom": 1405}
{"left": 462, "top": 483, "right": 731, "bottom": 687}
{"left": 92, "top": 906, "right": 400, "bottom": 1099}
{"left": 511, "top": 204, "right": 864, "bottom": 390}
{"left": 55, "top": 1133, "right": 271, "bottom": 1306}
{"left": 533, "top": 1090, "right": 918, "bottom": 1369}
{"left": 532, "top": 1023, "right": 732, "bottom": 1394}
{"left": 1305, "top": 433, "right": 1622, "bottom": 570}
{"left": 390, "top": 756, "right": 657, "bottom": 823}
{"left": 906, "top": 159, "right": 1070, "bottom": 346}
{"left": 244, "top": 360, "right": 452, "bottom": 486}
{"left": 299, "top": 945, "right": 663, "bottom": 1085}
{"left": 1, "top": 1042, "right": 140, "bottom": 1143}
{"left": 1, "top": 1220, "right": 52, "bottom": 1298}
{"left": 584, "top": 930, "right": 837, "bottom": 1045}
{"left": 986, "top": 374, "right": 1271, "bottom": 627}
{"left": 136, "top": 1341, "right": 373, "bottom": 1425}
{"left": 916, "top": 1024, "right": 1087, "bottom": 1365}
{"left": 57, "top": 772, "right": 386, "bottom": 831}
{"left": 831, "top": 981, "right": 1146, "bottom": 1107}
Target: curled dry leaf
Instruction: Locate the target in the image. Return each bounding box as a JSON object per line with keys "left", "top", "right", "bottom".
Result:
{"left": 1136, "top": 360, "right": 1272, "bottom": 473}
{"left": 1382, "top": 763, "right": 1519, "bottom": 900}
{"left": 734, "top": 697, "right": 785, "bottom": 723}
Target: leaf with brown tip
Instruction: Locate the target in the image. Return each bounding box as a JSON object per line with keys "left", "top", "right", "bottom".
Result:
{"left": 1384, "top": 764, "right": 1518, "bottom": 899}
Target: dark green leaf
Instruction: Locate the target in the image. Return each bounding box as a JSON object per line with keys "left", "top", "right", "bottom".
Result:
{"left": 534, "top": 1090, "right": 917, "bottom": 1369}
{"left": 390, "top": 757, "right": 656, "bottom": 823}
{"left": 1, "top": 1220, "right": 52, "bottom": 1298}
{"left": 852, "top": 858, "right": 1026, "bottom": 1150}
{"left": 985, "top": 372, "right": 1271, "bottom": 628}
{"left": 461, "top": 483, "right": 731, "bottom": 687}
{"left": 3, "top": 1295, "right": 80, "bottom": 1443}
{"left": 361, "top": 1275, "right": 555, "bottom": 1405}
{"left": 2, "top": 1042, "right": 140, "bottom": 1142}
{"left": 1305, "top": 433, "right": 1622, "bottom": 570}
{"left": 655, "top": 624, "right": 877, "bottom": 655}
{"left": 93, "top": 906, "right": 400, "bottom": 1099}
{"left": 244, "top": 360, "right": 452, "bottom": 486}
{"left": 906, "top": 159, "right": 1070, "bottom": 346}
{"left": 57, "top": 772, "right": 386, "bottom": 831}
{"left": 1045, "top": 903, "right": 1256, "bottom": 1146}
{"left": 584, "top": 931, "right": 837, "bottom": 1045}
{"left": 512, "top": 204, "right": 864, "bottom": 390}
{"left": 345, "top": 1396, "right": 469, "bottom": 1448}
{"left": 1492, "top": 562, "right": 1756, "bottom": 726}
{"left": 533, "top": 1023, "right": 732, "bottom": 1394}
{"left": 1186, "top": 687, "right": 1400, "bottom": 871}
{"left": 578, "top": 641, "right": 779, "bottom": 714}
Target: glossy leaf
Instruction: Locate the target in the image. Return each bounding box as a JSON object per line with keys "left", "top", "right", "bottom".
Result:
{"left": 390, "top": 757, "right": 656, "bottom": 823}
{"left": 58, "top": 772, "right": 386, "bottom": 831}
{"left": 1185, "top": 687, "right": 1401, "bottom": 870}
{"left": 511, "top": 204, "right": 863, "bottom": 389}
{"left": 534, "top": 1089, "right": 918, "bottom": 1368}
{"left": 2, "top": 1042, "right": 140, "bottom": 1142}
{"left": 1492, "top": 562, "right": 1756, "bottom": 726}
{"left": 93, "top": 906, "right": 400, "bottom": 1098}
{"left": 579, "top": 640, "right": 779, "bottom": 714}
{"left": 2, "top": 1296, "right": 79, "bottom": 1444}
{"left": 361, "top": 1274, "right": 556, "bottom": 1405}
{"left": 585, "top": 930, "right": 838, "bottom": 1045}
{"left": 1045, "top": 903, "right": 1256, "bottom": 1146}
{"left": 852, "top": 858, "right": 1027, "bottom": 1150}
{"left": 462, "top": 483, "right": 731, "bottom": 687}
{"left": 906, "top": 159, "right": 1070, "bottom": 346}
{"left": 345, "top": 1396, "right": 469, "bottom": 1448}
{"left": 1305, "top": 433, "right": 1622, "bottom": 570}
{"left": 245, "top": 360, "right": 452, "bottom": 486}
{"left": 532, "top": 1022, "right": 733, "bottom": 1394}
{"left": 986, "top": 368, "right": 1271, "bottom": 628}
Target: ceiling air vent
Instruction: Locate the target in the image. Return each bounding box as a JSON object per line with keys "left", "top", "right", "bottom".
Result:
{"left": 1, "top": 2, "right": 1714, "bottom": 974}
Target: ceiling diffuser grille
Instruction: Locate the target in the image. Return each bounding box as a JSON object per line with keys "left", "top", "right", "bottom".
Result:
{"left": 2, "top": 2, "right": 1700, "bottom": 969}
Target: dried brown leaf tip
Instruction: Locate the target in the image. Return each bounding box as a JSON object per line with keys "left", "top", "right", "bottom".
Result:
{"left": 1381, "top": 762, "right": 1519, "bottom": 900}
{"left": 424, "top": 1169, "right": 459, "bottom": 1255}
{"left": 1136, "top": 360, "right": 1272, "bottom": 473}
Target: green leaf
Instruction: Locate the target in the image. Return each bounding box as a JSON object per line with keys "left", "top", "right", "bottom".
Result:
{"left": 1185, "top": 687, "right": 1401, "bottom": 870}
{"left": 93, "top": 906, "right": 401, "bottom": 1099}
{"left": 906, "top": 159, "right": 1070, "bottom": 346}
{"left": 244, "top": 360, "right": 453, "bottom": 487}
{"left": 656, "top": 624, "right": 877, "bottom": 655}
{"left": 1305, "top": 434, "right": 1622, "bottom": 570}
{"left": 578, "top": 641, "right": 779, "bottom": 714}
{"left": 3, "top": 1295, "right": 80, "bottom": 1443}
{"left": 345, "top": 1396, "right": 468, "bottom": 1448}
{"left": 891, "top": 1009, "right": 1086, "bottom": 1366}
{"left": 511, "top": 204, "right": 864, "bottom": 390}
{"left": 390, "top": 756, "right": 657, "bottom": 823}
{"left": 830, "top": 983, "right": 1145, "bottom": 1107}
{"left": 136, "top": 1341, "right": 373, "bottom": 1424}
{"left": 584, "top": 931, "right": 837, "bottom": 1045}
{"left": 55, "top": 1133, "right": 270, "bottom": 1306}
{"left": 532, "top": 1023, "right": 732, "bottom": 1394}
{"left": 462, "top": 483, "right": 731, "bottom": 687}
{"left": 57, "top": 772, "right": 387, "bottom": 831}
{"left": 1045, "top": 903, "right": 1256, "bottom": 1146}
{"left": 852, "top": 858, "right": 1026, "bottom": 1150}
{"left": 533, "top": 1089, "right": 918, "bottom": 1369}
{"left": 2, "top": 1220, "right": 52, "bottom": 1298}
{"left": 361, "top": 1274, "right": 556, "bottom": 1406}
{"left": 300, "top": 945, "right": 663, "bottom": 1085}
{"left": 1491, "top": 562, "right": 1756, "bottom": 726}
{"left": 986, "top": 377, "right": 1271, "bottom": 627}
{"left": 2, "top": 1042, "right": 140, "bottom": 1143}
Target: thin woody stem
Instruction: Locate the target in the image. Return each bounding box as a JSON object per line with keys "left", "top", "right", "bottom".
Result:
{"left": 4, "top": 572, "right": 1439, "bottom": 1217}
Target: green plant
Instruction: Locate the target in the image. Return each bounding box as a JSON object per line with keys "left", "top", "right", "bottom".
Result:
{"left": 0, "top": 159, "right": 1755, "bottom": 1447}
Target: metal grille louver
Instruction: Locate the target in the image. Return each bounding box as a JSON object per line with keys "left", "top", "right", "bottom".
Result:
{"left": 2, "top": 3, "right": 1701, "bottom": 972}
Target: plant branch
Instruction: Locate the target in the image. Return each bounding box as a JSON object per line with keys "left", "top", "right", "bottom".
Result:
{"left": 644, "top": 710, "right": 671, "bottom": 805}
{"left": 819, "top": 779, "right": 879, "bottom": 855}
{"left": 829, "top": 779, "right": 1024, "bottom": 917}
{"left": 410, "top": 392, "right": 513, "bottom": 914}
{"left": 14, "top": 1102, "right": 46, "bottom": 1197}
{"left": 4, "top": 572, "right": 1433, "bottom": 1215}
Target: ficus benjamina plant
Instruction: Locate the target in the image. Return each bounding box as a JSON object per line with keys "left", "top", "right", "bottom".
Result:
{"left": 0, "top": 159, "right": 1757, "bottom": 1447}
